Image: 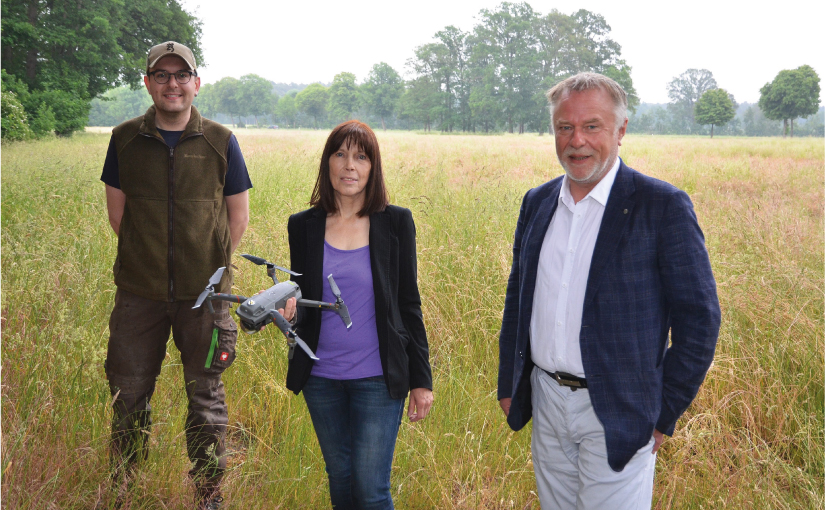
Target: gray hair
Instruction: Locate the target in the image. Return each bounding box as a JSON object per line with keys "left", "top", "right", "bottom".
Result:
{"left": 546, "top": 72, "right": 628, "bottom": 129}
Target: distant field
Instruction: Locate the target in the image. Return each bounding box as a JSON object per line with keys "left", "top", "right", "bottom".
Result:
{"left": 2, "top": 131, "right": 822, "bottom": 509}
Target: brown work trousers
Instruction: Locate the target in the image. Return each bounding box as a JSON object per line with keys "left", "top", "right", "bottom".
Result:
{"left": 105, "top": 288, "right": 238, "bottom": 491}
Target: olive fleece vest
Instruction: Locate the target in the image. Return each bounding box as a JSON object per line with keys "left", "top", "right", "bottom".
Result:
{"left": 112, "top": 105, "right": 234, "bottom": 301}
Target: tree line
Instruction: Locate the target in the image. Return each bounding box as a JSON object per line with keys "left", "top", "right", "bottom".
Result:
{"left": 627, "top": 66, "right": 822, "bottom": 138}
{"left": 184, "top": 4, "right": 637, "bottom": 134}
{"left": 3, "top": 0, "right": 822, "bottom": 139}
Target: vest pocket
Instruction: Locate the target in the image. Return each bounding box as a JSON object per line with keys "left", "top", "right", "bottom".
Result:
{"left": 205, "top": 315, "right": 238, "bottom": 373}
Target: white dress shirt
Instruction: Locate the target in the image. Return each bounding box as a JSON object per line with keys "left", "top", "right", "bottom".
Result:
{"left": 530, "top": 157, "right": 621, "bottom": 377}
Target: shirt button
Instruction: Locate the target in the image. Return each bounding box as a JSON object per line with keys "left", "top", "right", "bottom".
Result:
{"left": 562, "top": 283, "right": 568, "bottom": 288}
{"left": 557, "top": 321, "right": 563, "bottom": 326}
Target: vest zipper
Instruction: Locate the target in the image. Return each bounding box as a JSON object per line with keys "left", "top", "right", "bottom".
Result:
{"left": 140, "top": 130, "right": 204, "bottom": 302}
{"left": 168, "top": 132, "right": 203, "bottom": 301}
{"left": 168, "top": 145, "right": 175, "bottom": 301}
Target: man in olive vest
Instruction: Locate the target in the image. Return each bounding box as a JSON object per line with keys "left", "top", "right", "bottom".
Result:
{"left": 101, "top": 41, "right": 251, "bottom": 510}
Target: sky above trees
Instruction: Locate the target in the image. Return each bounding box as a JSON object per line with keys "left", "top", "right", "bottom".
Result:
{"left": 182, "top": 0, "right": 823, "bottom": 104}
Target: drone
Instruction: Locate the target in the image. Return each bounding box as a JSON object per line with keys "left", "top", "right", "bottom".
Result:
{"left": 193, "top": 254, "right": 352, "bottom": 360}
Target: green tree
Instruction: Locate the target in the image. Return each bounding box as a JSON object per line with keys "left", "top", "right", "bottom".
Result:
{"left": 328, "top": 72, "right": 360, "bottom": 121}
{"left": 667, "top": 69, "right": 717, "bottom": 132}
{"left": 1, "top": 0, "right": 202, "bottom": 136}
{"left": 361, "top": 63, "right": 403, "bottom": 130}
{"left": 213, "top": 77, "right": 242, "bottom": 127}
{"left": 194, "top": 83, "right": 219, "bottom": 120}
{"left": 758, "top": 65, "right": 821, "bottom": 137}
{"left": 295, "top": 83, "right": 328, "bottom": 128}
{"left": 473, "top": 3, "right": 539, "bottom": 134}
{"left": 276, "top": 91, "right": 298, "bottom": 128}
{"left": 238, "top": 74, "right": 278, "bottom": 126}
{"left": 399, "top": 76, "right": 440, "bottom": 131}
{"left": 694, "top": 88, "right": 735, "bottom": 138}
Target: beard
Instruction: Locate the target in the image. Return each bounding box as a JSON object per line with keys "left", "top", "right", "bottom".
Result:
{"left": 559, "top": 145, "right": 619, "bottom": 186}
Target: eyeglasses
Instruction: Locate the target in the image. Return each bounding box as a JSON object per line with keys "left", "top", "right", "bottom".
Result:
{"left": 148, "top": 70, "right": 197, "bottom": 84}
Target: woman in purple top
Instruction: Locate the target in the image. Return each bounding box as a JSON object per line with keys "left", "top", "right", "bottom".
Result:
{"left": 285, "top": 120, "right": 433, "bottom": 510}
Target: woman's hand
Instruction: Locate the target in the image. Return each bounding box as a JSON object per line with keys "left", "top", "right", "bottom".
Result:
{"left": 278, "top": 297, "right": 297, "bottom": 323}
{"left": 407, "top": 388, "right": 433, "bottom": 422}
{"left": 272, "top": 297, "right": 297, "bottom": 336}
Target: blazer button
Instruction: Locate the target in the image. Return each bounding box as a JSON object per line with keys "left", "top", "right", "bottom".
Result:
{"left": 519, "top": 351, "right": 524, "bottom": 358}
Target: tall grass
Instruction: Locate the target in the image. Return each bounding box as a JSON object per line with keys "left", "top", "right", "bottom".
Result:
{"left": 2, "top": 131, "right": 822, "bottom": 509}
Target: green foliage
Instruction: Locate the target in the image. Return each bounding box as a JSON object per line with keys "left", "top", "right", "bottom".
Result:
{"left": 29, "top": 102, "right": 56, "bottom": 137}
{"left": 1, "top": 0, "right": 202, "bottom": 135}
{"left": 327, "top": 72, "right": 360, "bottom": 122}
{"left": 1, "top": 89, "right": 33, "bottom": 140}
{"left": 667, "top": 69, "right": 718, "bottom": 132}
{"left": 759, "top": 65, "right": 821, "bottom": 137}
{"left": 32, "top": 89, "right": 91, "bottom": 136}
{"left": 89, "top": 86, "right": 153, "bottom": 126}
{"left": 295, "top": 83, "right": 328, "bottom": 128}
{"left": 408, "top": 5, "right": 632, "bottom": 133}
{"left": 238, "top": 74, "right": 278, "bottom": 125}
{"left": 399, "top": 76, "right": 441, "bottom": 131}
{"left": 361, "top": 63, "right": 404, "bottom": 130}
{"left": 213, "top": 77, "right": 242, "bottom": 126}
{"left": 695, "top": 88, "right": 736, "bottom": 137}
{"left": 276, "top": 92, "right": 298, "bottom": 128}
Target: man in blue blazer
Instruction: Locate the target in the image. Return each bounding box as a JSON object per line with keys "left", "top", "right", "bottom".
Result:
{"left": 497, "top": 73, "right": 720, "bottom": 508}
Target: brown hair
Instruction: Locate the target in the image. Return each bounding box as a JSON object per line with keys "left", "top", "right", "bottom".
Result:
{"left": 310, "top": 120, "right": 389, "bottom": 216}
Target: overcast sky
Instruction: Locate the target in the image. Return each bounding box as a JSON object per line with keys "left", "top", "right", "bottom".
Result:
{"left": 181, "top": 0, "right": 824, "bottom": 105}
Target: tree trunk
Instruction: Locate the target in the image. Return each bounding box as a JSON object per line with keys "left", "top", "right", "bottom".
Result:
{"left": 710, "top": 124, "right": 714, "bottom": 138}
{"left": 791, "top": 119, "right": 794, "bottom": 137}
{"left": 783, "top": 119, "right": 788, "bottom": 137}
{"left": 381, "top": 117, "right": 386, "bottom": 130}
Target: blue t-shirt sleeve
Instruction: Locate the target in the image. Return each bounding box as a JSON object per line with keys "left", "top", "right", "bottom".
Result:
{"left": 224, "top": 134, "right": 253, "bottom": 196}
{"left": 101, "top": 135, "right": 120, "bottom": 188}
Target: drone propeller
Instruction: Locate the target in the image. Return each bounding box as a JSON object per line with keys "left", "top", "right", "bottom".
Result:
{"left": 327, "top": 274, "right": 352, "bottom": 329}
{"left": 270, "top": 311, "right": 319, "bottom": 360}
{"left": 241, "top": 254, "right": 300, "bottom": 276}
{"left": 193, "top": 267, "right": 226, "bottom": 309}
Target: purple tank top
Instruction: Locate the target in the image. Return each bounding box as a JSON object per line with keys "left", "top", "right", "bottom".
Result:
{"left": 311, "top": 241, "right": 383, "bottom": 380}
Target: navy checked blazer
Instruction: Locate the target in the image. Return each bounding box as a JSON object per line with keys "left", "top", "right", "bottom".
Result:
{"left": 497, "top": 159, "right": 721, "bottom": 472}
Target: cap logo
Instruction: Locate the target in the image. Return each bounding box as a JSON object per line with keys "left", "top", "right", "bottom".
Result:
{"left": 166, "top": 42, "right": 174, "bottom": 52}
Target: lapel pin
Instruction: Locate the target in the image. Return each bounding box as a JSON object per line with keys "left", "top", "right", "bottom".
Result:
{"left": 623, "top": 209, "right": 628, "bottom": 214}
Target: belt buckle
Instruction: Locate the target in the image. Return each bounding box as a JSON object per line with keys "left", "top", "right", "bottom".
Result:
{"left": 554, "top": 371, "right": 581, "bottom": 391}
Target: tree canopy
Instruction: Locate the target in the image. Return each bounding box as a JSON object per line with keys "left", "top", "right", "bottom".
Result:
{"left": 361, "top": 63, "right": 404, "bottom": 130}
{"left": 758, "top": 65, "right": 821, "bottom": 137}
{"left": 295, "top": 83, "right": 328, "bottom": 128}
{"left": 694, "top": 88, "right": 735, "bottom": 137}
{"left": 328, "top": 72, "right": 360, "bottom": 122}
{"left": 1, "top": 0, "right": 201, "bottom": 136}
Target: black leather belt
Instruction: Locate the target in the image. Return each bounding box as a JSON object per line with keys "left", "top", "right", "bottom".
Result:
{"left": 540, "top": 368, "right": 588, "bottom": 390}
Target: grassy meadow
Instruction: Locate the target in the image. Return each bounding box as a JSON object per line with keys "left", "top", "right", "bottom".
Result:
{"left": 1, "top": 129, "right": 823, "bottom": 509}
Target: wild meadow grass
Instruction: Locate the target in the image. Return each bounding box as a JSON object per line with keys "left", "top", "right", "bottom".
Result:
{"left": 1, "top": 130, "right": 822, "bottom": 509}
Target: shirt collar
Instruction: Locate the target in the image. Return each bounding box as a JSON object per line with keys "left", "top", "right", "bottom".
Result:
{"left": 560, "top": 156, "right": 622, "bottom": 209}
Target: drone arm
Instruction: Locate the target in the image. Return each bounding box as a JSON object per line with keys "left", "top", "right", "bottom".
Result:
{"left": 296, "top": 298, "right": 340, "bottom": 311}
{"left": 208, "top": 293, "right": 249, "bottom": 304}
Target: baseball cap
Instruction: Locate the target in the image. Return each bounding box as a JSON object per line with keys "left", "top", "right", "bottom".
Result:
{"left": 146, "top": 41, "right": 197, "bottom": 74}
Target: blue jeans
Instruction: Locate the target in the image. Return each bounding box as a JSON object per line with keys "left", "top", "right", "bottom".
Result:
{"left": 303, "top": 375, "right": 405, "bottom": 510}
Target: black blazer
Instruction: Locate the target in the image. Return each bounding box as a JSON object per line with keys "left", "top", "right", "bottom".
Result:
{"left": 285, "top": 205, "right": 432, "bottom": 399}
